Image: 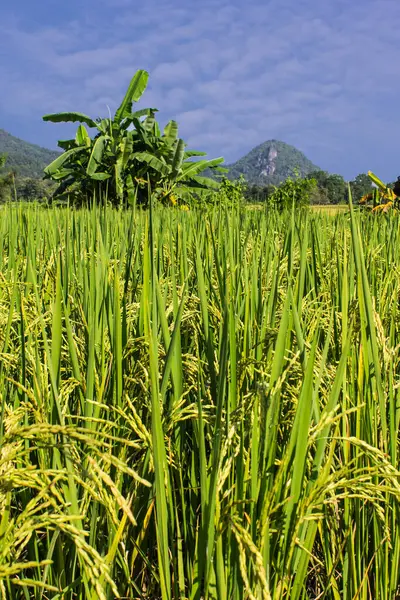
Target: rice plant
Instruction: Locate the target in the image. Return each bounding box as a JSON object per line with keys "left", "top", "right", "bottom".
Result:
{"left": 0, "top": 200, "right": 400, "bottom": 599}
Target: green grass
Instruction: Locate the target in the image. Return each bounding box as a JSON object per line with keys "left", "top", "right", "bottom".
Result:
{"left": 1, "top": 201, "right": 400, "bottom": 599}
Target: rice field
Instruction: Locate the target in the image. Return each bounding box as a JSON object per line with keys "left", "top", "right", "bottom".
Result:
{"left": 1, "top": 201, "right": 400, "bottom": 599}
{"left": 310, "top": 205, "right": 349, "bottom": 215}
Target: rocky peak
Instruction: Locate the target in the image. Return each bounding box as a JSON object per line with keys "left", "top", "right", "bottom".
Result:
{"left": 259, "top": 147, "right": 278, "bottom": 177}
{"left": 225, "top": 139, "right": 319, "bottom": 186}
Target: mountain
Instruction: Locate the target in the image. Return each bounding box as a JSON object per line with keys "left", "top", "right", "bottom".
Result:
{"left": 0, "top": 129, "right": 59, "bottom": 178}
{"left": 225, "top": 139, "right": 319, "bottom": 186}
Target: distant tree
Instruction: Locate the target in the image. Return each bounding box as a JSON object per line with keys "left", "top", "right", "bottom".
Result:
{"left": 16, "top": 177, "right": 55, "bottom": 202}
{"left": 348, "top": 173, "right": 373, "bottom": 202}
{"left": 307, "top": 170, "right": 329, "bottom": 204}
{"left": 389, "top": 177, "right": 400, "bottom": 195}
{"left": 0, "top": 153, "right": 14, "bottom": 202}
{"left": 309, "top": 185, "right": 330, "bottom": 205}
{"left": 217, "top": 177, "right": 246, "bottom": 206}
{"left": 307, "top": 170, "right": 346, "bottom": 204}
{"left": 307, "top": 170, "right": 329, "bottom": 187}
{"left": 325, "top": 174, "right": 346, "bottom": 204}
{"left": 268, "top": 174, "right": 317, "bottom": 210}
{"left": 243, "top": 182, "right": 274, "bottom": 203}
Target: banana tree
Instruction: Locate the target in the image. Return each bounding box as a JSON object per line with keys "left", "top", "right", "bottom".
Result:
{"left": 43, "top": 69, "right": 226, "bottom": 206}
{"left": 43, "top": 70, "right": 156, "bottom": 204}
{"left": 359, "top": 171, "right": 399, "bottom": 212}
{"left": 129, "top": 118, "right": 226, "bottom": 205}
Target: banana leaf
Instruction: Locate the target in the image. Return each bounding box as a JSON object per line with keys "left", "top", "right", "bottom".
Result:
{"left": 44, "top": 147, "right": 86, "bottom": 175}
{"left": 171, "top": 139, "right": 186, "bottom": 176}
{"left": 58, "top": 139, "right": 77, "bottom": 151}
{"left": 87, "top": 136, "right": 108, "bottom": 176}
{"left": 184, "top": 150, "right": 207, "bottom": 158}
{"left": 132, "top": 152, "right": 170, "bottom": 176}
{"left": 163, "top": 121, "right": 179, "bottom": 146}
{"left": 180, "top": 157, "right": 224, "bottom": 179}
{"left": 75, "top": 125, "right": 91, "bottom": 147}
{"left": 119, "top": 134, "right": 133, "bottom": 170}
{"left": 43, "top": 112, "right": 97, "bottom": 128}
{"left": 91, "top": 172, "right": 111, "bottom": 181}
{"left": 190, "top": 175, "right": 220, "bottom": 189}
{"left": 126, "top": 174, "right": 137, "bottom": 205}
{"left": 114, "top": 70, "right": 149, "bottom": 124}
{"left": 123, "top": 108, "right": 158, "bottom": 129}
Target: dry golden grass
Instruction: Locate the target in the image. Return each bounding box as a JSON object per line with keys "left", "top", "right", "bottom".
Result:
{"left": 311, "top": 203, "right": 349, "bottom": 214}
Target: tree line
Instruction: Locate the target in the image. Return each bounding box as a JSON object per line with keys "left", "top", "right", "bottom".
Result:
{"left": 1, "top": 164, "right": 397, "bottom": 206}
{"left": 243, "top": 171, "right": 395, "bottom": 205}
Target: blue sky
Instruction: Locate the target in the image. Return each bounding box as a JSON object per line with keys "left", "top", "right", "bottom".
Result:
{"left": 1, "top": 0, "right": 399, "bottom": 180}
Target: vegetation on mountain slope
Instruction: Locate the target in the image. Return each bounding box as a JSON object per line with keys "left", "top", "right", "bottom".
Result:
{"left": 0, "top": 128, "right": 59, "bottom": 178}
